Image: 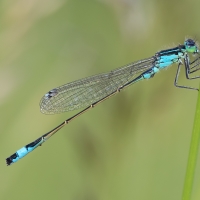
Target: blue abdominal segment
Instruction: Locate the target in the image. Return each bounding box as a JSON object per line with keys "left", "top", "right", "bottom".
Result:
{"left": 6, "top": 137, "right": 44, "bottom": 165}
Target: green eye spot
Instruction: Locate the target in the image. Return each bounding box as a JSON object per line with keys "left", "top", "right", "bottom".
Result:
{"left": 186, "top": 46, "right": 197, "bottom": 53}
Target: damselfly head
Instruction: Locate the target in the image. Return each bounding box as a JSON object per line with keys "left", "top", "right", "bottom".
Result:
{"left": 184, "top": 38, "right": 199, "bottom": 53}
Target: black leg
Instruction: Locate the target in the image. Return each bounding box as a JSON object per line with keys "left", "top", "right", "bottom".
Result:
{"left": 189, "top": 56, "right": 200, "bottom": 70}
{"left": 184, "top": 55, "right": 200, "bottom": 80}
{"left": 174, "top": 61, "right": 199, "bottom": 91}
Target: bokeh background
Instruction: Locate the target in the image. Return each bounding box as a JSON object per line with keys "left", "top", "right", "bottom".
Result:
{"left": 1, "top": 0, "right": 200, "bottom": 200}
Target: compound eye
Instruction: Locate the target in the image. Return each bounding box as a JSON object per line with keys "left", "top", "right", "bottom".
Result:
{"left": 186, "top": 39, "right": 195, "bottom": 47}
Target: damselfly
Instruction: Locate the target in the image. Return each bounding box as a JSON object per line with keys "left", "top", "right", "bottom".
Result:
{"left": 6, "top": 38, "right": 200, "bottom": 165}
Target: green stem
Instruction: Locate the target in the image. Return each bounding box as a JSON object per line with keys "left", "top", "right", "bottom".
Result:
{"left": 182, "top": 83, "right": 200, "bottom": 200}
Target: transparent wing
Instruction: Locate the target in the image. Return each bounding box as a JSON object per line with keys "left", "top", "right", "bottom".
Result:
{"left": 40, "top": 57, "right": 155, "bottom": 114}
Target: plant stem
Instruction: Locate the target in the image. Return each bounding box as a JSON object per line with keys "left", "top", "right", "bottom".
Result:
{"left": 182, "top": 84, "right": 200, "bottom": 200}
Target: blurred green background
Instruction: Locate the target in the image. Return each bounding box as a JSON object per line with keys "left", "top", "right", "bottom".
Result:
{"left": 1, "top": 0, "right": 200, "bottom": 199}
